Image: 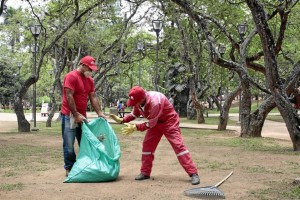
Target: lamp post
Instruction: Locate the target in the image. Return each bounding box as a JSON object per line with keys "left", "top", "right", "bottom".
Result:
{"left": 30, "top": 24, "right": 41, "bottom": 131}
{"left": 218, "top": 44, "right": 226, "bottom": 109}
{"left": 152, "top": 19, "right": 162, "bottom": 91}
{"left": 17, "top": 62, "right": 22, "bottom": 75}
{"left": 136, "top": 41, "right": 144, "bottom": 86}
{"left": 13, "top": 73, "right": 17, "bottom": 102}
{"left": 49, "top": 86, "right": 54, "bottom": 112}
{"left": 237, "top": 23, "right": 247, "bottom": 125}
{"left": 30, "top": 44, "right": 39, "bottom": 122}
{"left": 49, "top": 70, "right": 53, "bottom": 108}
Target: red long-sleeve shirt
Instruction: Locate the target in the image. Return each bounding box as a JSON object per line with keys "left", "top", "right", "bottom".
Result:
{"left": 123, "top": 91, "right": 178, "bottom": 131}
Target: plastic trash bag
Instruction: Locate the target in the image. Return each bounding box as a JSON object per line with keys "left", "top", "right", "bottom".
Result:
{"left": 64, "top": 117, "right": 121, "bottom": 183}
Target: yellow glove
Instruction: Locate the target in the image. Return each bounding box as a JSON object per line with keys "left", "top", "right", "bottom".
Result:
{"left": 110, "top": 114, "right": 123, "bottom": 124}
{"left": 122, "top": 123, "right": 137, "bottom": 136}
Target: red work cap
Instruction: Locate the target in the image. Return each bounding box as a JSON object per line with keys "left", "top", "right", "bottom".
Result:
{"left": 127, "top": 86, "right": 146, "bottom": 106}
{"left": 80, "top": 56, "right": 98, "bottom": 71}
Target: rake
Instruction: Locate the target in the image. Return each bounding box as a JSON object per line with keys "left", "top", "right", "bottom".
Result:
{"left": 184, "top": 171, "right": 233, "bottom": 199}
{"left": 293, "top": 177, "right": 300, "bottom": 185}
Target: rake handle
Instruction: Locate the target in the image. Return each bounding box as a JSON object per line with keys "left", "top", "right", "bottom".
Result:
{"left": 214, "top": 171, "right": 233, "bottom": 187}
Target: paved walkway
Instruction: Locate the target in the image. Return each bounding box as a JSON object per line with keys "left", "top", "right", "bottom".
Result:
{"left": 0, "top": 112, "right": 290, "bottom": 141}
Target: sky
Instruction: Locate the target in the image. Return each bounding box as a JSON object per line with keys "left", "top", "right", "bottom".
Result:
{"left": 0, "top": 0, "right": 46, "bottom": 23}
{"left": 5, "top": 0, "right": 45, "bottom": 9}
{"left": 1, "top": 0, "right": 162, "bottom": 37}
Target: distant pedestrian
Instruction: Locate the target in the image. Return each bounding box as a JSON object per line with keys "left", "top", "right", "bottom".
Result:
{"left": 289, "top": 87, "right": 300, "bottom": 109}
{"left": 117, "top": 101, "right": 124, "bottom": 118}
{"left": 117, "top": 101, "right": 123, "bottom": 112}
{"left": 168, "top": 94, "right": 176, "bottom": 106}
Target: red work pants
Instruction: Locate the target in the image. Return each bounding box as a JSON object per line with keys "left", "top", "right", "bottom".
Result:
{"left": 140, "top": 121, "right": 198, "bottom": 177}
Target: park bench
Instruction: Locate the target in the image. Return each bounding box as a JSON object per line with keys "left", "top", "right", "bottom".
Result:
{"left": 118, "top": 111, "right": 131, "bottom": 118}
{"left": 117, "top": 111, "right": 144, "bottom": 118}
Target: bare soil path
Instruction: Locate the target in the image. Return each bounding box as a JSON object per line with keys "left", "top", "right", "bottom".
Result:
{"left": 0, "top": 113, "right": 298, "bottom": 200}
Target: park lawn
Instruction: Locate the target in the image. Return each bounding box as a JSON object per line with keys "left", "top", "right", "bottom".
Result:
{"left": 0, "top": 121, "right": 299, "bottom": 200}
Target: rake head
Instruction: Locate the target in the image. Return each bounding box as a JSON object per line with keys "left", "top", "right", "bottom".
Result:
{"left": 184, "top": 171, "right": 233, "bottom": 199}
{"left": 184, "top": 186, "right": 225, "bottom": 199}
{"left": 293, "top": 177, "right": 300, "bottom": 185}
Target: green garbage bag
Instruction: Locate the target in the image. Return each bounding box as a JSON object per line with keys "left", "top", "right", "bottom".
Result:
{"left": 64, "top": 117, "right": 121, "bottom": 183}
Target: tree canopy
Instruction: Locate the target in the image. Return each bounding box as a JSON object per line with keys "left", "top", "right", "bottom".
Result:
{"left": 1, "top": 0, "right": 300, "bottom": 150}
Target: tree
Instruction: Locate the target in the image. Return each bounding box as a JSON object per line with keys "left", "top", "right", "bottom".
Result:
{"left": 246, "top": 0, "right": 300, "bottom": 150}
{"left": 13, "top": 1, "right": 103, "bottom": 132}
{"left": 8, "top": 0, "right": 153, "bottom": 130}
{"left": 170, "top": 0, "right": 300, "bottom": 150}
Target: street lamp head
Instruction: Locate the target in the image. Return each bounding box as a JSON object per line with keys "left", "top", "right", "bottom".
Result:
{"left": 152, "top": 20, "right": 163, "bottom": 33}
{"left": 137, "top": 41, "right": 144, "bottom": 52}
{"left": 30, "top": 24, "right": 42, "bottom": 38}
{"left": 218, "top": 44, "right": 226, "bottom": 56}
{"left": 237, "top": 24, "right": 248, "bottom": 36}
{"left": 17, "top": 62, "right": 22, "bottom": 69}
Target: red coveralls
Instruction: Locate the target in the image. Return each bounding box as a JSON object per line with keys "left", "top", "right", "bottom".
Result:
{"left": 123, "top": 91, "right": 198, "bottom": 177}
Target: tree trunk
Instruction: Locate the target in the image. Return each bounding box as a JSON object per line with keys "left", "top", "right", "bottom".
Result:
{"left": 218, "top": 86, "right": 241, "bottom": 130}
{"left": 212, "top": 96, "right": 220, "bottom": 111}
{"left": 14, "top": 96, "right": 30, "bottom": 132}
{"left": 187, "top": 98, "right": 196, "bottom": 120}
{"left": 196, "top": 108, "right": 205, "bottom": 123}
{"left": 46, "top": 102, "right": 57, "bottom": 127}
{"left": 176, "top": 88, "right": 189, "bottom": 117}
{"left": 191, "top": 92, "right": 205, "bottom": 123}
{"left": 14, "top": 77, "right": 36, "bottom": 132}
{"left": 249, "top": 96, "right": 276, "bottom": 137}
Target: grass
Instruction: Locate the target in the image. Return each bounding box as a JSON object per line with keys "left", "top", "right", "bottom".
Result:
{"left": 0, "top": 102, "right": 284, "bottom": 127}
{"left": 36, "top": 121, "right": 293, "bottom": 155}
{"left": 212, "top": 137, "right": 288, "bottom": 152}
{"left": 180, "top": 116, "right": 237, "bottom": 126}
{"left": 242, "top": 165, "right": 278, "bottom": 174}
{"left": 201, "top": 159, "right": 237, "bottom": 171}
{"left": 0, "top": 121, "right": 299, "bottom": 198}
{"left": 3, "top": 171, "right": 17, "bottom": 177}
{"left": 0, "top": 144, "right": 61, "bottom": 171}
{"left": 266, "top": 115, "right": 284, "bottom": 123}
{"left": 250, "top": 181, "right": 300, "bottom": 200}
{"left": 0, "top": 183, "right": 23, "bottom": 191}
{"left": 283, "top": 186, "right": 300, "bottom": 199}
{"left": 180, "top": 128, "right": 296, "bottom": 154}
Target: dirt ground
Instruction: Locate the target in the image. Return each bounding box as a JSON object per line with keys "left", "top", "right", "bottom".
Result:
{"left": 0, "top": 121, "right": 299, "bottom": 200}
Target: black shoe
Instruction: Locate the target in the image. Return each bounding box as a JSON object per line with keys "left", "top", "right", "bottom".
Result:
{"left": 135, "top": 173, "right": 150, "bottom": 180}
{"left": 191, "top": 174, "right": 200, "bottom": 185}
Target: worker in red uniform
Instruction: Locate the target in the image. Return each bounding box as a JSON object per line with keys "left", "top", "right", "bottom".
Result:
{"left": 110, "top": 86, "right": 200, "bottom": 185}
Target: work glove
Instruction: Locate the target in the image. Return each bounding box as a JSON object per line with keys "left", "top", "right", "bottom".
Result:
{"left": 110, "top": 114, "right": 123, "bottom": 124}
{"left": 122, "top": 123, "right": 137, "bottom": 136}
